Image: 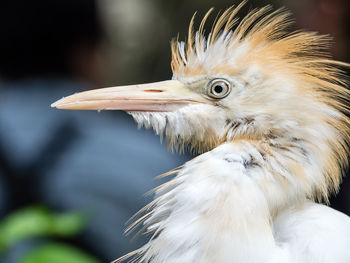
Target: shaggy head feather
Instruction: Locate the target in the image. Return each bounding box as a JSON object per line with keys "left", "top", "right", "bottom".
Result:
{"left": 129, "top": 2, "right": 350, "bottom": 203}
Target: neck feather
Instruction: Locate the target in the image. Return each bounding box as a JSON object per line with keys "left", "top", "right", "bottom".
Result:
{"left": 121, "top": 140, "right": 313, "bottom": 262}
{"left": 130, "top": 107, "right": 343, "bottom": 202}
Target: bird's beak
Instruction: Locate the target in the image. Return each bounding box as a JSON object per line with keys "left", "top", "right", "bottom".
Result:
{"left": 51, "top": 80, "right": 202, "bottom": 112}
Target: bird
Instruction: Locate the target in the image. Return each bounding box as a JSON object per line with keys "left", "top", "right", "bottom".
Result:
{"left": 51, "top": 2, "right": 350, "bottom": 262}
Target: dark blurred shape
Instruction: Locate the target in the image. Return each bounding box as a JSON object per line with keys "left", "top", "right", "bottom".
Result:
{"left": 293, "top": 0, "right": 350, "bottom": 61}
{"left": 0, "top": 1, "right": 188, "bottom": 261}
{"left": 0, "top": 0, "right": 104, "bottom": 84}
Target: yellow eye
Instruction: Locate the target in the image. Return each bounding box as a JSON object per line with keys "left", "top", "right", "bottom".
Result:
{"left": 207, "top": 79, "right": 231, "bottom": 99}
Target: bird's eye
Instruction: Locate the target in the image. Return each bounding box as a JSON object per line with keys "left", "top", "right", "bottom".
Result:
{"left": 207, "top": 79, "right": 231, "bottom": 99}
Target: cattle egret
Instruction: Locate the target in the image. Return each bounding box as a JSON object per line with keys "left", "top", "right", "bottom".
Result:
{"left": 52, "top": 2, "right": 350, "bottom": 262}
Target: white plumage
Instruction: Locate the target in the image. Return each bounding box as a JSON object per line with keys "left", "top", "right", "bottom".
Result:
{"left": 52, "top": 2, "right": 350, "bottom": 262}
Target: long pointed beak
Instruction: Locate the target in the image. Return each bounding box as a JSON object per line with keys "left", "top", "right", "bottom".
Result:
{"left": 51, "top": 80, "right": 202, "bottom": 112}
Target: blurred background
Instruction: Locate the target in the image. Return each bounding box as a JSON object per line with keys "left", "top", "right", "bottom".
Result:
{"left": 0, "top": 0, "right": 349, "bottom": 262}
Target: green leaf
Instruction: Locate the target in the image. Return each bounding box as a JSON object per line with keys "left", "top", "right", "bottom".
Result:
{"left": 20, "top": 243, "right": 101, "bottom": 263}
{"left": 52, "top": 211, "right": 87, "bottom": 237}
{"left": 0, "top": 206, "right": 87, "bottom": 251}
{"left": 0, "top": 206, "right": 52, "bottom": 250}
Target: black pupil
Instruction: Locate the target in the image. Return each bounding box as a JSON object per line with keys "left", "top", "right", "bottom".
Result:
{"left": 214, "top": 85, "right": 224, "bottom": 94}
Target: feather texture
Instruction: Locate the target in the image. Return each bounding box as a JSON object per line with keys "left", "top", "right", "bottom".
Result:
{"left": 169, "top": 2, "right": 350, "bottom": 201}
{"left": 116, "top": 143, "right": 350, "bottom": 263}
{"left": 117, "top": 2, "right": 350, "bottom": 262}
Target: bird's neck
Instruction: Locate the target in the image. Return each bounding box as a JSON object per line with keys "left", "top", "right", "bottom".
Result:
{"left": 223, "top": 114, "right": 340, "bottom": 204}
{"left": 127, "top": 110, "right": 341, "bottom": 262}
{"left": 135, "top": 141, "right": 298, "bottom": 262}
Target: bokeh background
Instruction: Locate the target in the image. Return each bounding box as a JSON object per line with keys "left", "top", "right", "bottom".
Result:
{"left": 0, "top": 0, "right": 349, "bottom": 262}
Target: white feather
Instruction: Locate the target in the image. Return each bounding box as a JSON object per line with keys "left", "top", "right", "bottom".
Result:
{"left": 126, "top": 143, "right": 350, "bottom": 262}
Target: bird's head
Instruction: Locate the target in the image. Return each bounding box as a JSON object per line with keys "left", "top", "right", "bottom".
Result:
{"left": 52, "top": 2, "right": 350, "bottom": 200}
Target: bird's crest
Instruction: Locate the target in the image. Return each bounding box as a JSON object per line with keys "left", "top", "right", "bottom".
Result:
{"left": 171, "top": 1, "right": 348, "bottom": 86}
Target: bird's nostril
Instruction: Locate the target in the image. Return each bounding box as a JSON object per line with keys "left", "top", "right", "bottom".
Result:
{"left": 144, "top": 89, "right": 164, "bottom": 93}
